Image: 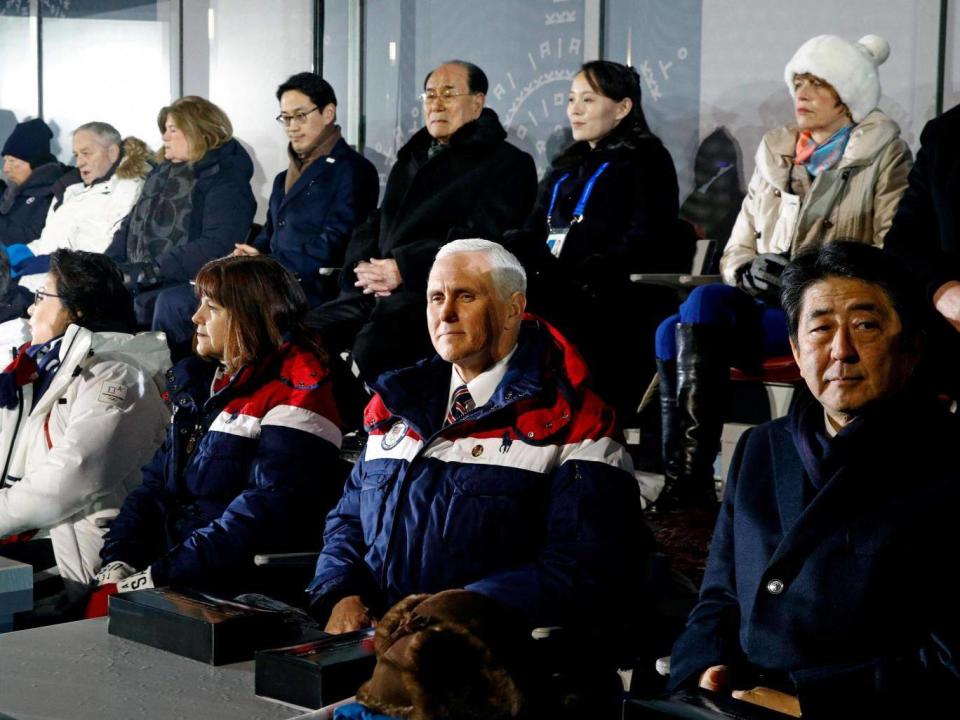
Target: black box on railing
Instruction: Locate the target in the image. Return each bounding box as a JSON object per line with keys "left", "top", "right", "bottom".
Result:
{"left": 255, "top": 628, "right": 377, "bottom": 710}
{"left": 107, "top": 588, "right": 293, "bottom": 665}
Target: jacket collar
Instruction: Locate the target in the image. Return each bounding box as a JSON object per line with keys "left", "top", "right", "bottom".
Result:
{"left": 768, "top": 386, "right": 937, "bottom": 571}
{"left": 758, "top": 110, "right": 901, "bottom": 184}
{"left": 550, "top": 119, "right": 658, "bottom": 171}
{"left": 397, "top": 107, "right": 508, "bottom": 165}
{"left": 17, "top": 162, "right": 69, "bottom": 197}
{"left": 279, "top": 136, "right": 349, "bottom": 210}
{"left": 366, "top": 316, "right": 588, "bottom": 441}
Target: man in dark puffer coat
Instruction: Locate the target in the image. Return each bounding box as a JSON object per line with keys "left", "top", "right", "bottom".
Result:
{"left": 307, "top": 60, "right": 537, "bottom": 382}
{"left": 1, "top": 118, "right": 75, "bottom": 247}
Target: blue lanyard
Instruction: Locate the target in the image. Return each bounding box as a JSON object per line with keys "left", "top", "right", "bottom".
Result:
{"left": 547, "top": 161, "right": 610, "bottom": 229}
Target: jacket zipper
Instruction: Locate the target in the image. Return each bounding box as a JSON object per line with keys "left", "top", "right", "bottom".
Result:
{"left": 0, "top": 388, "right": 25, "bottom": 486}
{"left": 376, "top": 391, "right": 533, "bottom": 589}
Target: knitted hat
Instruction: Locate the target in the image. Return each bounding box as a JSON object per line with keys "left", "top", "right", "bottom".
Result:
{"left": 2, "top": 118, "right": 54, "bottom": 168}
{"left": 784, "top": 34, "right": 890, "bottom": 123}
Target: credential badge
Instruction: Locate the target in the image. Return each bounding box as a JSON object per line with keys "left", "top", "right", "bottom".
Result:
{"left": 381, "top": 419, "right": 408, "bottom": 450}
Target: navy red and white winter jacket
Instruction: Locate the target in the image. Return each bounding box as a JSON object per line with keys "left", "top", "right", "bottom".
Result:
{"left": 307, "top": 317, "right": 647, "bottom": 628}
{"left": 102, "top": 341, "right": 346, "bottom": 595}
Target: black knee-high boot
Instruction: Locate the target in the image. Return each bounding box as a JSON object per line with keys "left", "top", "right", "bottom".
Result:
{"left": 656, "top": 323, "right": 726, "bottom": 509}
{"left": 656, "top": 358, "right": 680, "bottom": 483}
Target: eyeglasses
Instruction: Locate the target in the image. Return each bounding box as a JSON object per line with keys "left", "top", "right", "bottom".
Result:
{"left": 34, "top": 289, "right": 61, "bottom": 305}
{"left": 418, "top": 89, "right": 475, "bottom": 103}
{"left": 275, "top": 107, "right": 320, "bottom": 127}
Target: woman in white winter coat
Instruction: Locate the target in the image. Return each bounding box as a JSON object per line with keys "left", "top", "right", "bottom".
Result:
{"left": 0, "top": 249, "right": 170, "bottom": 608}
{"left": 651, "top": 34, "right": 913, "bottom": 512}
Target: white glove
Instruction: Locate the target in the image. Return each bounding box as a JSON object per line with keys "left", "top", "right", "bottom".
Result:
{"left": 95, "top": 560, "right": 135, "bottom": 586}
{"left": 117, "top": 567, "right": 154, "bottom": 593}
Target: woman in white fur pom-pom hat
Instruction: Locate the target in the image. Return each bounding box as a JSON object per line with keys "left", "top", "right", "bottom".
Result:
{"left": 651, "top": 34, "right": 913, "bottom": 513}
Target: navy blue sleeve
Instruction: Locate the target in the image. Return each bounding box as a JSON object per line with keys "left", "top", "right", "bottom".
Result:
{"left": 306, "top": 452, "right": 378, "bottom": 615}
{"left": 149, "top": 420, "right": 340, "bottom": 588}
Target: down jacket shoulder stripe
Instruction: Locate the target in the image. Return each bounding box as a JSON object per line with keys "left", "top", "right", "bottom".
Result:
{"left": 308, "top": 317, "right": 649, "bottom": 628}
{"left": 101, "top": 341, "right": 346, "bottom": 595}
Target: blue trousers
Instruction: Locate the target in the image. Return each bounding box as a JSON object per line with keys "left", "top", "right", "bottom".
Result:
{"left": 655, "top": 284, "right": 790, "bottom": 362}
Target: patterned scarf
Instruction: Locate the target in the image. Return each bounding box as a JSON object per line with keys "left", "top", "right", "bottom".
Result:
{"left": 794, "top": 124, "right": 854, "bottom": 177}
{"left": 124, "top": 161, "right": 196, "bottom": 264}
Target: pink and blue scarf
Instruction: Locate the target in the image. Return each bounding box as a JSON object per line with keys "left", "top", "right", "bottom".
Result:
{"left": 794, "top": 124, "right": 854, "bottom": 177}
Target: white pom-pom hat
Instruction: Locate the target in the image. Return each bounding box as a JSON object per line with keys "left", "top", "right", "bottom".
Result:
{"left": 783, "top": 34, "right": 890, "bottom": 123}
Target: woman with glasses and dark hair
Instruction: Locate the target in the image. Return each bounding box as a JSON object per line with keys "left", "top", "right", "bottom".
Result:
{"left": 507, "top": 59, "right": 694, "bottom": 421}
{"left": 0, "top": 249, "right": 170, "bottom": 612}
{"left": 106, "top": 95, "right": 256, "bottom": 352}
{"left": 94, "top": 255, "right": 349, "bottom": 605}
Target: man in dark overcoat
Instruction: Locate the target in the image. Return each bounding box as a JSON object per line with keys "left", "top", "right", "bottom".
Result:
{"left": 307, "top": 60, "right": 538, "bottom": 381}
{"left": 885, "top": 103, "right": 960, "bottom": 396}
{"left": 668, "top": 241, "right": 960, "bottom": 718}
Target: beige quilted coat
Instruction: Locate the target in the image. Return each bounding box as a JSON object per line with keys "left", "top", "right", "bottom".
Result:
{"left": 720, "top": 110, "right": 913, "bottom": 284}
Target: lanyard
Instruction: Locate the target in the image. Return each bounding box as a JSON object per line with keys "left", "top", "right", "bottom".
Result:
{"left": 547, "top": 161, "right": 610, "bottom": 229}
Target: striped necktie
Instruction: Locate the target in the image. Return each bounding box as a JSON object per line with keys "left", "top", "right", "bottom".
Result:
{"left": 445, "top": 384, "right": 475, "bottom": 426}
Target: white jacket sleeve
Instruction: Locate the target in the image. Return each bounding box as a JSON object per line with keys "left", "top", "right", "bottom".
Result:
{"left": 0, "top": 360, "right": 168, "bottom": 535}
{"left": 28, "top": 178, "right": 143, "bottom": 256}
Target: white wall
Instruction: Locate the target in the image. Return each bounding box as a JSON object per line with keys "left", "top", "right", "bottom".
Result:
{"left": 42, "top": 15, "right": 173, "bottom": 160}
{"left": 699, "top": 0, "right": 941, "bottom": 181}
{"left": 0, "top": 15, "right": 39, "bottom": 154}
{"left": 202, "top": 0, "right": 314, "bottom": 223}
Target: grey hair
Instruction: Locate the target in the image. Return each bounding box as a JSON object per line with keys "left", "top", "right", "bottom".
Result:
{"left": 73, "top": 121, "right": 122, "bottom": 148}
{"left": 434, "top": 238, "right": 527, "bottom": 297}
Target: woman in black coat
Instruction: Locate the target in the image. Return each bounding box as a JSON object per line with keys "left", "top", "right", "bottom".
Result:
{"left": 508, "top": 60, "right": 693, "bottom": 421}
{"left": 106, "top": 96, "right": 256, "bottom": 347}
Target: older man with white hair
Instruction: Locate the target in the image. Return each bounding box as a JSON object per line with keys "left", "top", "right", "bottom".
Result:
{"left": 8, "top": 122, "right": 151, "bottom": 288}
{"left": 308, "top": 238, "right": 648, "bottom": 640}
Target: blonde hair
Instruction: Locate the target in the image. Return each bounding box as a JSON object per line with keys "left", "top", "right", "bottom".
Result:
{"left": 157, "top": 96, "right": 233, "bottom": 164}
{"left": 117, "top": 136, "right": 153, "bottom": 179}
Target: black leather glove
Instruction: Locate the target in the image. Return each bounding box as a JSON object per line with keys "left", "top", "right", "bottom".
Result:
{"left": 119, "top": 261, "right": 161, "bottom": 292}
{"left": 736, "top": 253, "right": 790, "bottom": 305}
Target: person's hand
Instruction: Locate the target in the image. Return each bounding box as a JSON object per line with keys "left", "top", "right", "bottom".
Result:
{"left": 699, "top": 664, "right": 731, "bottom": 692}
{"left": 325, "top": 594, "right": 374, "bottom": 634}
{"left": 354, "top": 258, "right": 401, "bottom": 297}
{"left": 737, "top": 253, "right": 790, "bottom": 304}
{"left": 116, "top": 567, "right": 154, "bottom": 593}
{"left": 934, "top": 281, "right": 960, "bottom": 333}
{"left": 732, "top": 686, "right": 801, "bottom": 717}
{"left": 233, "top": 243, "right": 260, "bottom": 257}
{"left": 95, "top": 560, "right": 135, "bottom": 586}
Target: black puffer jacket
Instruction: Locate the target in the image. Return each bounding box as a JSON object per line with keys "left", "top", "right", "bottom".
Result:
{"left": 508, "top": 120, "right": 694, "bottom": 291}
{"left": 339, "top": 108, "right": 538, "bottom": 294}
{"left": 0, "top": 162, "right": 75, "bottom": 246}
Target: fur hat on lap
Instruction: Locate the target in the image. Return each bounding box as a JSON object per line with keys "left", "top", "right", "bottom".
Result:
{"left": 784, "top": 34, "right": 890, "bottom": 123}
{"left": 356, "top": 590, "right": 528, "bottom": 719}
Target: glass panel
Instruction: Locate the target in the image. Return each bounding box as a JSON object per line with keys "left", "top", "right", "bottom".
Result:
{"left": 605, "top": 0, "right": 702, "bottom": 200}
{"left": 41, "top": 0, "right": 173, "bottom": 162}
{"left": 0, "top": 2, "right": 39, "bottom": 150}
{"left": 323, "top": 0, "right": 350, "bottom": 133}
{"left": 205, "top": 0, "right": 314, "bottom": 220}
{"left": 363, "top": 0, "right": 587, "bottom": 185}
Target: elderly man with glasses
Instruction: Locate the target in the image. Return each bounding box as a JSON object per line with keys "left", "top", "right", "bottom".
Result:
{"left": 307, "top": 60, "right": 538, "bottom": 382}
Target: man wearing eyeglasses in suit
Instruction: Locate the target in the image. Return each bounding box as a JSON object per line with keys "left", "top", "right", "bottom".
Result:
{"left": 307, "top": 60, "right": 538, "bottom": 383}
